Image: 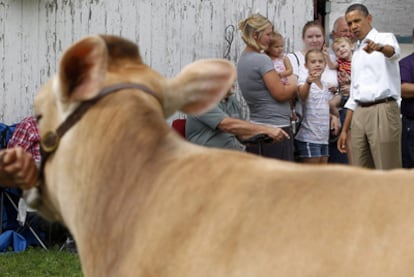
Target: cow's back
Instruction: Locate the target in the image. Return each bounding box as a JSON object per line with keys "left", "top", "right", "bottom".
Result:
{"left": 102, "top": 146, "right": 414, "bottom": 276}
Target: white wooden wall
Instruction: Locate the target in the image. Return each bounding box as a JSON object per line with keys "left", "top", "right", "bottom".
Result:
{"left": 0, "top": 0, "right": 312, "bottom": 124}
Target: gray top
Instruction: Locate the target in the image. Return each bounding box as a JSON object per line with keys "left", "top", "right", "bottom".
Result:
{"left": 185, "top": 94, "right": 245, "bottom": 151}
{"left": 237, "top": 51, "right": 291, "bottom": 127}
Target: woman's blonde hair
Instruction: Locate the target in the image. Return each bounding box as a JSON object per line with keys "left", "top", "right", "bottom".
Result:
{"left": 238, "top": 13, "right": 273, "bottom": 51}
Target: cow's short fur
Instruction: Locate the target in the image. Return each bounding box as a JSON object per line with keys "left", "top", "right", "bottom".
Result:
{"left": 30, "top": 35, "right": 414, "bottom": 277}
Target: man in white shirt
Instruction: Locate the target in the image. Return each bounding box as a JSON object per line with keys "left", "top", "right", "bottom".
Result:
{"left": 337, "top": 3, "right": 402, "bottom": 169}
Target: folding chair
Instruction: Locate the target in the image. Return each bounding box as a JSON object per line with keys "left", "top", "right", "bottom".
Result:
{"left": 0, "top": 187, "right": 48, "bottom": 250}
{"left": 0, "top": 118, "right": 48, "bottom": 250}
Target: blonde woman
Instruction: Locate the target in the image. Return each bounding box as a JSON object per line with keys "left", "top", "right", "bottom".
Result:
{"left": 237, "top": 14, "right": 297, "bottom": 161}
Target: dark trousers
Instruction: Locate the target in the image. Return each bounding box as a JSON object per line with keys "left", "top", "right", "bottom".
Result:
{"left": 402, "top": 115, "right": 414, "bottom": 168}
{"left": 246, "top": 126, "right": 294, "bottom": 161}
{"left": 328, "top": 108, "right": 348, "bottom": 164}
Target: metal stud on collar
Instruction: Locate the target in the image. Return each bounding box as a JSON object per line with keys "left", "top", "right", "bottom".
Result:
{"left": 40, "top": 130, "right": 60, "bottom": 154}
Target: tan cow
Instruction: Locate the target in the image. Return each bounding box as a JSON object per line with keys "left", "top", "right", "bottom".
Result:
{"left": 29, "top": 35, "right": 414, "bottom": 277}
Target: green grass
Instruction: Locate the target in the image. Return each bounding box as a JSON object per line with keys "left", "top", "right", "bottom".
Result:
{"left": 0, "top": 246, "right": 82, "bottom": 277}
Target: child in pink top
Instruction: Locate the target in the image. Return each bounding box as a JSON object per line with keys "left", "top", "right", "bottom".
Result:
{"left": 265, "top": 32, "right": 298, "bottom": 126}
{"left": 265, "top": 32, "right": 293, "bottom": 84}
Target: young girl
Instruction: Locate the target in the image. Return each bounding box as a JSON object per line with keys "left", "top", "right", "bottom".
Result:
{"left": 294, "top": 49, "right": 339, "bottom": 164}
{"left": 265, "top": 32, "right": 293, "bottom": 84}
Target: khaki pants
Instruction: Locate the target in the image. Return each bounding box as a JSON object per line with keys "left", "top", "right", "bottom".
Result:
{"left": 351, "top": 101, "right": 402, "bottom": 169}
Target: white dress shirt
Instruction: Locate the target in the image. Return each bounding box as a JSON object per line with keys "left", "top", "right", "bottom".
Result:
{"left": 345, "top": 28, "right": 401, "bottom": 111}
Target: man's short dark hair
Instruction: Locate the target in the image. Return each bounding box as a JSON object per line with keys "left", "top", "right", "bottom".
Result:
{"left": 345, "top": 3, "right": 370, "bottom": 16}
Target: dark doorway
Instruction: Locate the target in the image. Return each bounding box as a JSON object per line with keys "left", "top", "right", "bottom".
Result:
{"left": 314, "top": 0, "right": 328, "bottom": 26}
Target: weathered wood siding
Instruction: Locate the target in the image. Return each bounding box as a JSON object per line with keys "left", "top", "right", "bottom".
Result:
{"left": 0, "top": 0, "right": 312, "bottom": 124}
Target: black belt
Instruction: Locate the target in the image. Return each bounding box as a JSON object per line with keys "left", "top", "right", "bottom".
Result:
{"left": 356, "top": 97, "right": 395, "bottom": 107}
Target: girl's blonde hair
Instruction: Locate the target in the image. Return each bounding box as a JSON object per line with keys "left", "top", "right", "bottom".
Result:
{"left": 238, "top": 13, "right": 273, "bottom": 51}
{"left": 265, "top": 32, "right": 284, "bottom": 55}
{"left": 304, "top": 49, "right": 325, "bottom": 64}
{"left": 269, "top": 32, "right": 284, "bottom": 46}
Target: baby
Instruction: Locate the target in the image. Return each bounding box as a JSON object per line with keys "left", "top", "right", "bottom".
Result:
{"left": 265, "top": 32, "right": 293, "bottom": 84}
{"left": 324, "top": 37, "right": 353, "bottom": 107}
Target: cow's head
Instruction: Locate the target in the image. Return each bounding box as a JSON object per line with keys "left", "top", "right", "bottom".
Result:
{"left": 35, "top": 34, "right": 236, "bottom": 134}
{"left": 26, "top": 35, "right": 236, "bottom": 221}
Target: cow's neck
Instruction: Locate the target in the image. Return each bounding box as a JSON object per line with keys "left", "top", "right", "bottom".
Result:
{"left": 45, "top": 92, "right": 177, "bottom": 275}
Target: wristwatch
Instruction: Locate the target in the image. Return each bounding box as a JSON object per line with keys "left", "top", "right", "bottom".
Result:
{"left": 377, "top": 43, "right": 384, "bottom": 52}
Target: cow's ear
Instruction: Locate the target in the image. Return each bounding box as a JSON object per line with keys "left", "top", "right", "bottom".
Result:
{"left": 57, "top": 35, "right": 108, "bottom": 102}
{"left": 163, "top": 59, "right": 236, "bottom": 117}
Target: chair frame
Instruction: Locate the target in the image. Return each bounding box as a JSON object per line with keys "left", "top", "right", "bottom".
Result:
{"left": 0, "top": 189, "right": 48, "bottom": 250}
